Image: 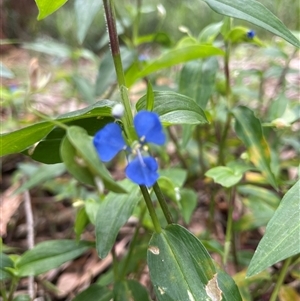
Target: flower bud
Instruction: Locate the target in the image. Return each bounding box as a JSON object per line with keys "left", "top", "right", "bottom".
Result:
{"left": 112, "top": 103, "right": 125, "bottom": 119}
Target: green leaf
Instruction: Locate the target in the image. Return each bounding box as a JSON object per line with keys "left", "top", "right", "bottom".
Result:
{"left": 14, "top": 163, "right": 66, "bottom": 195}
{"left": 74, "top": 0, "right": 103, "bottom": 44}
{"left": 96, "top": 180, "right": 140, "bottom": 258}
{"left": 146, "top": 81, "right": 154, "bottom": 111}
{"left": 0, "top": 253, "right": 14, "bottom": 280}
{"left": 205, "top": 166, "right": 243, "bottom": 187}
{"left": 1, "top": 100, "right": 116, "bottom": 157}
{"left": 66, "top": 126, "right": 126, "bottom": 193}
{"left": 28, "top": 117, "right": 112, "bottom": 164}
{"left": 75, "top": 207, "right": 89, "bottom": 241}
{"left": 232, "top": 106, "right": 277, "bottom": 189}
{"left": 247, "top": 181, "right": 300, "bottom": 277}
{"left": 201, "top": 0, "right": 300, "bottom": 48}
{"left": 179, "top": 58, "right": 218, "bottom": 109}
{"left": 136, "top": 91, "right": 208, "bottom": 126}
{"left": 60, "top": 136, "right": 95, "bottom": 186}
{"left": 114, "top": 280, "right": 151, "bottom": 301}
{"left": 16, "top": 240, "right": 92, "bottom": 276}
{"left": 72, "top": 75, "right": 95, "bottom": 104}
{"left": 73, "top": 284, "right": 112, "bottom": 301}
{"left": 148, "top": 224, "right": 242, "bottom": 300}
{"left": 126, "top": 45, "right": 224, "bottom": 86}
{"left": 35, "top": 0, "right": 68, "bottom": 20}
{"left": 198, "top": 21, "right": 223, "bottom": 44}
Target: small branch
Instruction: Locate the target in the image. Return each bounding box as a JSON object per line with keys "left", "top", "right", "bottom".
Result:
{"left": 23, "top": 188, "right": 35, "bottom": 299}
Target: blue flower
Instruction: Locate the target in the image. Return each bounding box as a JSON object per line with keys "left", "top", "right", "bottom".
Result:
{"left": 93, "top": 110, "right": 165, "bottom": 186}
{"left": 247, "top": 30, "right": 255, "bottom": 39}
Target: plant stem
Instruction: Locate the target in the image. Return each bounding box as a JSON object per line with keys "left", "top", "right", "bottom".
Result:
{"left": 153, "top": 183, "right": 173, "bottom": 224}
{"left": 223, "top": 186, "right": 235, "bottom": 267}
{"left": 218, "top": 39, "right": 232, "bottom": 166}
{"left": 120, "top": 205, "right": 146, "bottom": 279}
{"left": 140, "top": 185, "right": 162, "bottom": 233}
{"left": 133, "top": 0, "right": 142, "bottom": 44}
{"left": 0, "top": 282, "right": 8, "bottom": 301}
{"left": 196, "top": 125, "right": 206, "bottom": 174}
{"left": 7, "top": 277, "right": 18, "bottom": 301}
{"left": 218, "top": 114, "right": 232, "bottom": 166}
{"left": 103, "top": 0, "right": 134, "bottom": 133}
{"left": 269, "top": 257, "right": 292, "bottom": 301}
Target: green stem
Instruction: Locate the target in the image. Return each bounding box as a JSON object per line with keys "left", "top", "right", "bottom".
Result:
{"left": 7, "top": 277, "right": 19, "bottom": 301}
{"left": 218, "top": 39, "right": 232, "bottom": 166}
{"left": 133, "top": 0, "right": 142, "bottom": 44}
{"left": 196, "top": 125, "right": 206, "bottom": 174}
{"left": 0, "top": 282, "right": 8, "bottom": 301}
{"left": 103, "top": 0, "right": 134, "bottom": 136}
{"left": 269, "top": 257, "right": 292, "bottom": 301}
{"left": 120, "top": 206, "right": 146, "bottom": 279}
{"left": 218, "top": 114, "right": 232, "bottom": 166}
{"left": 140, "top": 185, "right": 162, "bottom": 233}
{"left": 153, "top": 182, "right": 173, "bottom": 224}
{"left": 223, "top": 186, "right": 235, "bottom": 267}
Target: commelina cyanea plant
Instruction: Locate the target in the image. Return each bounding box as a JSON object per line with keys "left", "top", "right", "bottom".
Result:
{"left": 93, "top": 110, "right": 165, "bottom": 186}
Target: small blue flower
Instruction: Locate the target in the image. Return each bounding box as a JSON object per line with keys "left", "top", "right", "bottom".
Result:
{"left": 93, "top": 110, "right": 165, "bottom": 186}
{"left": 247, "top": 30, "right": 255, "bottom": 39}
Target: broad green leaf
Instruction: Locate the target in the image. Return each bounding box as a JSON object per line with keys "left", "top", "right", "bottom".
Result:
{"left": 35, "top": 0, "right": 68, "bottom": 20}
{"left": 232, "top": 106, "right": 277, "bottom": 189}
{"left": 201, "top": 0, "right": 300, "bottom": 48}
{"left": 28, "top": 117, "right": 112, "bottom": 164}
{"left": 247, "top": 180, "right": 300, "bottom": 277}
{"left": 126, "top": 45, "right": 224, "bottom": 86}
{"left": 206, "top": 166, "right": 243, "bottom": 187}
{"left": 13, "top": 294, "right": 30, "bottom": 301}
{"left": 16, "top": 240, "right": 92, "bottom": 276}
{"left": 148, "top": 224, "right": 242, "bottom": 300}
{"left": 74, "top": 0, "right": 103, "bottom": 44}
{"left": 135, "top": 32, "right": 172, "bottom": 47}
{"left": 73, "top": 284, "right": 112, "bottom": 301}
{"left": 179, "top": 58, "right": 218, "bottom": 109}
{"left": 14, "top": 163, "right": 66, "bottom": 195}
{"left": 0, "top": 253, "right": 14, "bottom": 280}
{"left": 66, "top": 126, "right": 126, "bottom": 193}
{"left": 1, "top": 100, "right": 116, "bottom": 157}
{"left": 136, "top": 91, "right": 208, "bottom": 126}
{"left": 96, "top": 180, "right": 140, "bottom": 258}
{"left": 114, "top": 280, "right": 151, "bottom": 301}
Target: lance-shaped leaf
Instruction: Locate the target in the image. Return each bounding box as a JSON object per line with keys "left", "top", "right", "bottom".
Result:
{"left": 232, "top": 106, "right": 277, "bottom": 189}
{"left": 1, "top": 100, "right": 116, "bottom": 157}
{"left": 16, "top": 240, "right": 92, "bottom": 276}
{"left": 136, "top": 91, "right": 208, "bottom": 126}
{"left": 96, "top": 180, "right": 140, "bottom": 258}
{"left": 247, "top": 180, "right": 300, "bottom": 277}
{"left": 148, "top": 224, "right": 242, "bottom": 301}
{"left": 201, "top": 0, "right": 300, "bottom": 48}
{"left": 126, "top": 45, "right": 224, "bottom": 86}
{"left": 35, "top": 0, "right": 68, "bottom": 20}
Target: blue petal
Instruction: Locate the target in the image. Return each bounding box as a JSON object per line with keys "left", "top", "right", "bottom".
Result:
{"left": 93, "top": 123, "right": 126, "bottom": 162}
{"left": 125, "top": 156, "right": 158, "bottom": 186}
{"left": 134, "top": 111, "right": 165, "bottom": 145}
